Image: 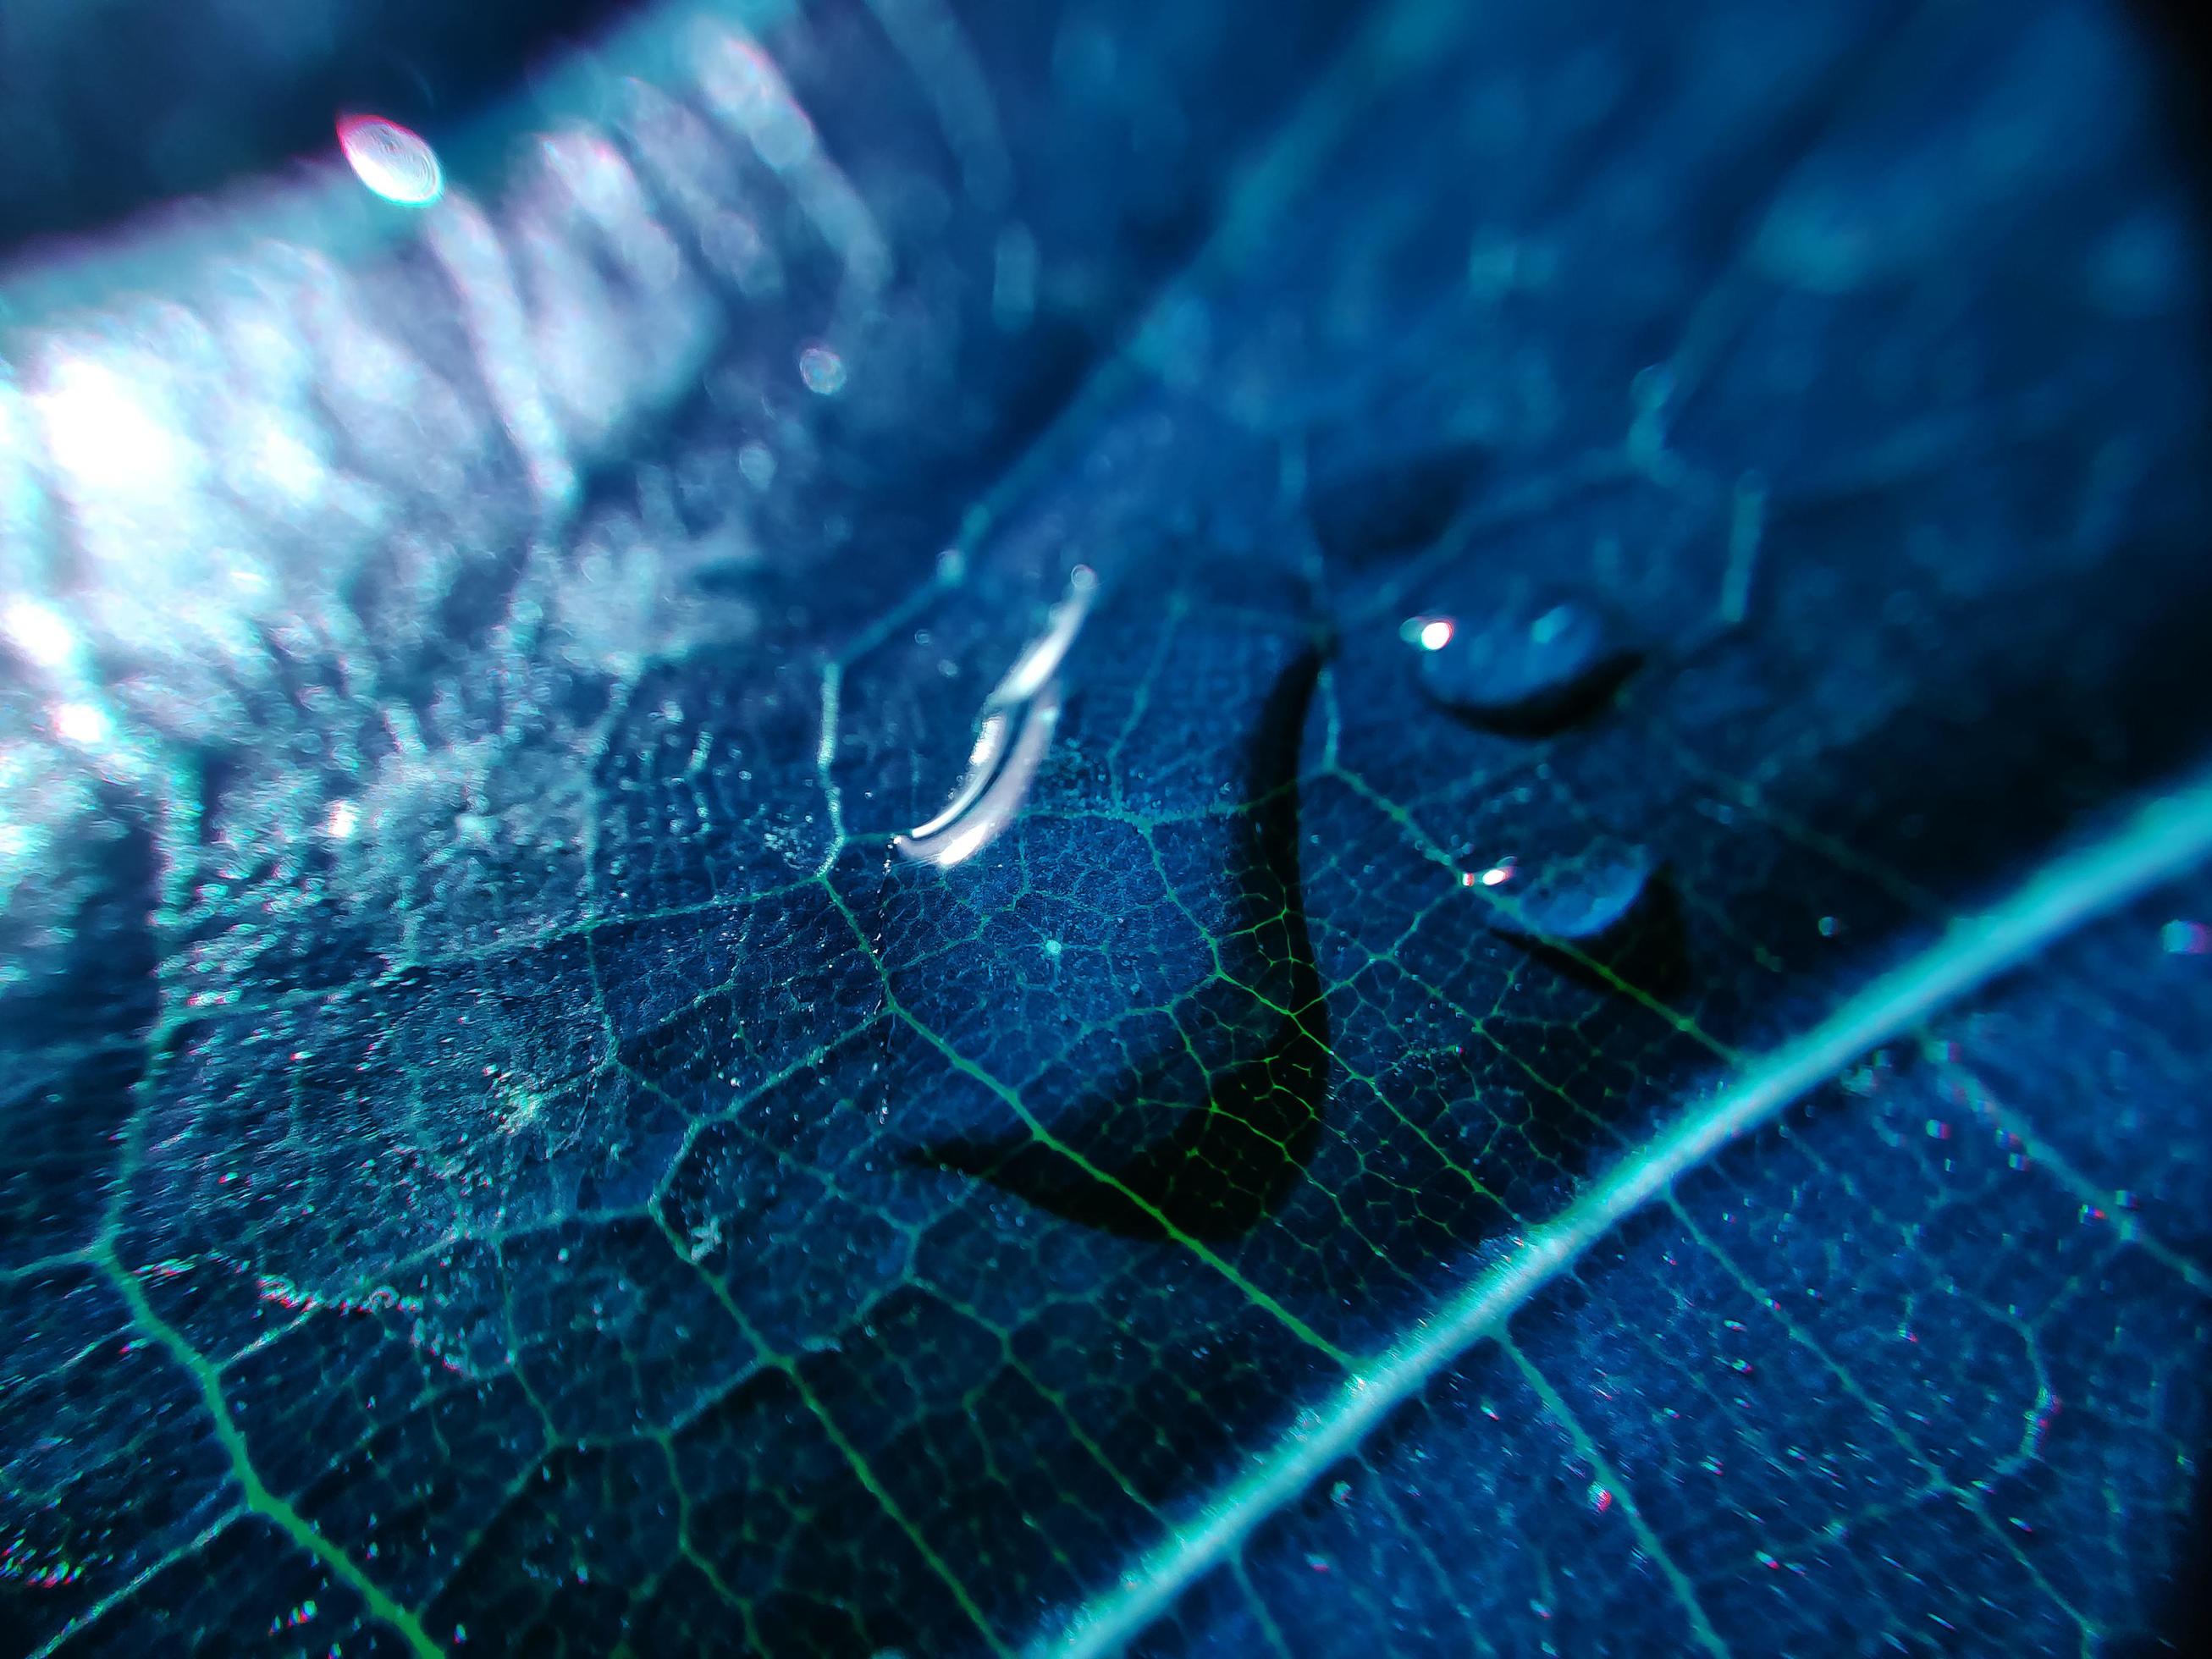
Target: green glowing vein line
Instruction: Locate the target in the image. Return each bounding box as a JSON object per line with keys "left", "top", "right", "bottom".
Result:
{"left": 94, "top": 1241, "right": 443, "bottom": 1658}
{"left": 1035, "top": 764, "right": 2212, "bottom": 1657}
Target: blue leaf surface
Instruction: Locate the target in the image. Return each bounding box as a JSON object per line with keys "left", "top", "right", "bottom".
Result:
{"left": 3, "top": 1, "right": 2210, "bottom": 1655}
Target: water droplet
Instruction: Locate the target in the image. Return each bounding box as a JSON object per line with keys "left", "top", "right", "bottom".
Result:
{"left": 52, "top": 701, "right": 108, "bottom": 746}
{"left": 798, "top": 344, "right": 847, "bottom": 396}
{"left": 1409, "top": 591, "right": 1636, "bottom": 734}
{"left": 336, "top": 114, "right": 444, "bottom": 206}
{"left": 2162, "top": 918, "right": 2209, "bottom": 955}
{"left": 1475, "top": 839, "right": 1654, "bottom": 944}
{"left": 3, "top": 598, "right": 74, "bottom": 667}
{"left": 896, "top": 565, "right": 1096, "bottom": 869}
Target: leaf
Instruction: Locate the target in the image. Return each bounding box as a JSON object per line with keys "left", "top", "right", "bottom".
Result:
{"left": 3, "top": 0, "right": 2210, "bottom": 1655}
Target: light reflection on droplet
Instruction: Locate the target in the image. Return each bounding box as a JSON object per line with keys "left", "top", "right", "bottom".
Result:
{"left": 896, "top": 565, "right": 1097, "bottom": 869}
{"left": 1473, "top": 840, "right": 1654, "bottom": 943}
{"left": 2162, "top": 918, "right": 2209, "bottom": 955}
{"left": 3, "top": 598, "right": 74, "bottom": 668}
{"left": 52, "top": 703, "right": 108, "bottom": 746}
{"left": 1409, "top": 590, "right": 1634, "bottom": 734}
{"left": 36, "top": 352, "right": 191, "bottom": 498}
{"left": 337, "top": 114, "right": 445, "bottom": 207}
{"left": 798, "top": 344, "right": 847, "bottom": 395}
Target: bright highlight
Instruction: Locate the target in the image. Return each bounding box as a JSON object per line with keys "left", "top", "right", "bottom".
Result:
{"left": 337, "top": 114, "right": 445, "bottom": 207}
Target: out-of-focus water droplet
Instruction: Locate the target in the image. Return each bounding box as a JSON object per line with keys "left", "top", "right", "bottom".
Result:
{"left": 896, "top": 565, "right": 1097, "bottom": 869}
{"left": 1459, "top": 857, "right": 1517, "bottom": 890}
{"left": 1404, "top": 615, "right": 1454, "bottom": 653}
{"left": 336, "top": 114, "right": 444, "bottom": 207}
{"left": 3, "top": 598, "right": 74, "bottom": 668}
{"left": 1409, "top": 591, "right": 1636, "bottom": 733}
{"left": 798, "top": 344, "right": 847, "bottom": 395}
{"left": 1474, "top": 838, "right": 1654, "bottom": 944}
{"left": 52, "top": 702, "right": 108, "bottom": 747}
{"left": 2162, "top": 918, "right": 2209, "bottom": 955}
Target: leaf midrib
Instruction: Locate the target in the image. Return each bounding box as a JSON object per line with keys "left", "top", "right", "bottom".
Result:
{"left": 1034, "top": 763, "right": 2212, "bottom": 1656}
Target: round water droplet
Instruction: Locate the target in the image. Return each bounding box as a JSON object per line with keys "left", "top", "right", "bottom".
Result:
{"left": 1410, "top": 591, "right": 1636, "bottom": 733}
{"left": 798, "top": 344, "right": 847, "bottom": 395}
{"left": 1478, "top": 838, "right": 1654, "bottom": 943}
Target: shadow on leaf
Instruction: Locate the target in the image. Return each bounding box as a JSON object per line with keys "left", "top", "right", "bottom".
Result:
{"left": 906, "top": 648, "right": 1328, "bottom": 1240}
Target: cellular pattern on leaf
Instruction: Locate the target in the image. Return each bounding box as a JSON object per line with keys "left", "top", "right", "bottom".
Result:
{"left": 2, "top": 0, "right": 2210, "bottom": 1655}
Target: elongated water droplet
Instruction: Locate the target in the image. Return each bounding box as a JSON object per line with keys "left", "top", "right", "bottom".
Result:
{"left": 896, "top": 565, "right": 1096, "bottom": 869}
{"left": 1475, "top": 838, "right": 1654, "bottom": 943}
{"left": 336, "top": 114, "right": 444, "bottom": 207}
{"left": 1409, "top": 591, "right": 1636, "bottom": 733}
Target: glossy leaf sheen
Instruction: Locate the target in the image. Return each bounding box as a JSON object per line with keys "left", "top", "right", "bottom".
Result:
{"left": 3, "top": 0, "right": 2211, "bottom": 1656}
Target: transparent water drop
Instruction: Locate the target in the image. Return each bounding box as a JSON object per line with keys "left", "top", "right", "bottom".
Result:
{"left": 896, "top": 565, "right": 1097, "bottom": 869}
{"left": 335, "top": 114, "right": 444, "bottom": 207}
{"left": 1409, "top": 590, "right": 1635, "bottom": 733}
{"left": 798, "top": 344, "right": 847, "bottom": 395}
{"left": 2161, "top": 918, "right": 2208, "bottom": 955}
{"left": 1475, "top": 837, "right": 1654, "bottom": 944}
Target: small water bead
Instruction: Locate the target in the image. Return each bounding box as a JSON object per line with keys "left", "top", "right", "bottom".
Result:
{"left": 1409, "top": 590, "right": 1636, "bottom": 733}
{"left": 1473, "top": 837, "right": 1655, "bottom": 944}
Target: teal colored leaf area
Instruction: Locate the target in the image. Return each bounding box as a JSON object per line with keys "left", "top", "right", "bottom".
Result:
{"left": 4, "top": 0, "right": 2212, "bottom": 1654}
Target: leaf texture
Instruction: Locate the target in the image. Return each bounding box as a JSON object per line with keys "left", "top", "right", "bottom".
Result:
{"left": 2, "top": 0, "right": 2210, "bottom": 1655}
